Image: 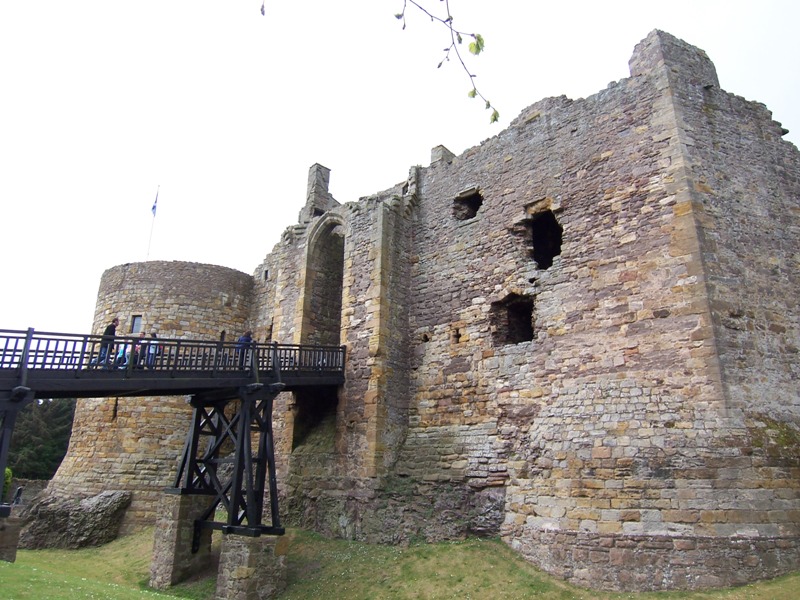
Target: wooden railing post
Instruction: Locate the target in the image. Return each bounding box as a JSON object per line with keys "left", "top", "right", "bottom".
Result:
{"left": 18, "top": 329, "right": 34, "bottom": 389}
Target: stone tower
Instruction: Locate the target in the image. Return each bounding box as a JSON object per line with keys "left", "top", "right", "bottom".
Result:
{"left": 49, "top": 31, "right": 799, "bottom": 591}
{"left": 48, "top": 261, "right": 253, "bottom": 530}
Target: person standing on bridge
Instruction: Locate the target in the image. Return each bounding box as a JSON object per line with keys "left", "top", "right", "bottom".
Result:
{"left": 146, "top": 332, "right": 160, "bottom": 369}
{"left": 98, "top": 317, "right": 119, "bottom": 368}
{"left": 236, "top": 330, "right": 253, "bottom": 369}
{"left": 133, "top": 331, "right": 146, "bottom": 368}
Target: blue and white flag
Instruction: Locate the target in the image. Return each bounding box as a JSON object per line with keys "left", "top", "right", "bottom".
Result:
{"left": 151, "top": 189, "right": 159, "bottom": 216}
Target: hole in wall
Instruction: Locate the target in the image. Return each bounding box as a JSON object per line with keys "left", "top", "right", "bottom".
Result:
{"left": 292, "top": 386, "right": 338, "bottom": 451}
{"left": 304, "top": 224, "right": 344, "bottom": 346}
{"left": 451, "top": 327, "right": 465, "bottom": 344}
{"left": 524, "top": 210, "right": 563, "bottom": 269}
{"left": 490, "top": 293, "right": 535, "bottom": 345}
{"left": 453, "top": 188, "right": 484, "bottom": 221}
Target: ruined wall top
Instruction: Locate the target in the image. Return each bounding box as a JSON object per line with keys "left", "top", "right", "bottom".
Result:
{"left": 298, "top": 163, "right": 340, "bottom": 224}
{"left": 629, "top": 29, "right": 719, "bottom": 88}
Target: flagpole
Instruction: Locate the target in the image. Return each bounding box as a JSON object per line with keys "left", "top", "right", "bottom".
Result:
{"left": 146, "top": 185, "right": 159, "bottom": 260}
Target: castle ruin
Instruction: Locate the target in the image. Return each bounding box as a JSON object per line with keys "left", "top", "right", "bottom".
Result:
{"left": 45, "top": 31, "right": 799, "bottom": 591}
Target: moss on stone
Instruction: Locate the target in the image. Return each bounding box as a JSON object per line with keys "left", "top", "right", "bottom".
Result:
{"left": 749, "top": 417, "right": 800, "bottom": 458}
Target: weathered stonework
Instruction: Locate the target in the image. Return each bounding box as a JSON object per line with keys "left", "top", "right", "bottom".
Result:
{"left": 50, "top": 31, "right": 799, "bottom": 591}
{"left": 149, "top": 493, "right": 214, "bottom": 590}
{"left": 0, "top": 515, "right": 22, "bottom": 562}
{"left": 214, "top": 535, "right": 287, "bottom": 600}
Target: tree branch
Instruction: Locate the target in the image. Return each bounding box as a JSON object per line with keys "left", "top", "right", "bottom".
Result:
{"left": 396, "top": 0, "right": 499, "bottom": 123}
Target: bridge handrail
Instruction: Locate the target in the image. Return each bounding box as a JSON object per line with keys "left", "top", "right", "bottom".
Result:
{"left": 0, "top": 329, "right": 345, "bottom": 376}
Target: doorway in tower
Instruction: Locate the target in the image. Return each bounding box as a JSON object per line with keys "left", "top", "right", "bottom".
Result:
{"left": 301, "top": 219, "right": 345, "bottom": 346}
{"left": 290, "top": 216, "right": 346, "bottom": 478}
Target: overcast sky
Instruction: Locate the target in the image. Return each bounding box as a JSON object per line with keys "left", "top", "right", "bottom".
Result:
{"left": 1, "top": 1, "right": 798, "bottom": 335}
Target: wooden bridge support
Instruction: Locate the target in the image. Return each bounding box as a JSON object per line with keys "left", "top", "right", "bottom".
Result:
{"left": 0, "top": 386, "right": 34, "bottom": 520}
{"left": 151, "top": 381, "right": 289, "bottom": 597}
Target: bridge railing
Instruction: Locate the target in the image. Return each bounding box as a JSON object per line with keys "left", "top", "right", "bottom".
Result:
{"left": 0, "top": 329, "right": 345, "bottom": 377}
{"left": 0, "top": 329, "right": 98, "bottom": 370}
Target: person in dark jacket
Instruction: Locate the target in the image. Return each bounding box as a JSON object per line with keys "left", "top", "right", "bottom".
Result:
{"left": 236, "top": 330, "right": 253, "bottom": 368}
{"left": 98, "top": 317, "right": 119, "bottom": 367}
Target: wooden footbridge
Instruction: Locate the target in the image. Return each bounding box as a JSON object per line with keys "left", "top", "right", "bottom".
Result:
{"left": 0, "top": 328, "right": 345, "bottom": 547}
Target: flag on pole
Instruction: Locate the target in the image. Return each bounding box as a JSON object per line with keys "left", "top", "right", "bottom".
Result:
{"left": 151, "top": 188, "right": 159, "bottom": 216}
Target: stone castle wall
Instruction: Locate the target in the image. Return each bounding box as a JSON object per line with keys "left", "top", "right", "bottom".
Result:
{"left": 49, "top": 31, "right": 800, "bottom": 590}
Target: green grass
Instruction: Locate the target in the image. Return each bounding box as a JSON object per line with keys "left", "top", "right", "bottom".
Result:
{"left": 1, "top": 528, "right": 799, "bottom": 599}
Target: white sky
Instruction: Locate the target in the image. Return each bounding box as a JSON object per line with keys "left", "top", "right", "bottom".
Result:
{"left": 1, "top": 1, "right": 798, "bottom": 335}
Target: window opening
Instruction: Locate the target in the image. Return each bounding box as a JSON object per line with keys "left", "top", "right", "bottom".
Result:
{"left": 526, "top": 210, "right": 562, "bottom": 269}
{"left": 490, "top": 294, "right": 534, "bottom": 345}
{"left": 131, "top": 315, "right": 142, "bottom": 334}
{"left": 453, "top": 188, "right": 483, "bottom": 221}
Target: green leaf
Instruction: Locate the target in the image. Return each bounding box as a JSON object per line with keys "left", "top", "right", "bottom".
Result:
{"left": 490, "top": 109, "right": 500, "bottom": 124}
{"left": 468, "top": 34, "right": 485, "bottom": 55}
{"left": 457, "top": 33, "right": 463, "bottom": 45}
{"left": 485, "top": 100, "right": 491, "bottom": 109}
{"left": 394, "top": 13, "right": 403, "bottom": 19}
{"left": 468, "top": 89, "right": 477, "bottom": 98}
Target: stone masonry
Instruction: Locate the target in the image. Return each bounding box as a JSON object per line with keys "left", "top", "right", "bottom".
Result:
{"left": 46, "top": 31, "right": 799, "bottom": 591}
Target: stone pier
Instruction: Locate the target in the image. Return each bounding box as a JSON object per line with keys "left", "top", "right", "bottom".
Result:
{"left": 149, "top": 493, "right": 214, "bottom": 589}
{"left": 215, "top": 534, "right": 287, "bottom": 600}
{"left": 0, "top": 514, "right": 23, "bottom": 563}
{"left": 149, "top": 492, "right": 287, "bottom": 599}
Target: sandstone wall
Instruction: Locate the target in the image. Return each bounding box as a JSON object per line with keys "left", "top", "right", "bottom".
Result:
{"left": 277, "top": 188, "right": 418, "bottom": 534}
{"left": 669, "top": 50, "right": 800, "bottom": 425}
{"left": 355, "top": 30, "right": 798, "bottom": 590}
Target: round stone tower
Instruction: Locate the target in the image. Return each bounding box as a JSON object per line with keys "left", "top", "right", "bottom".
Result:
{"left": 48, "top": 261, "right": 254, "bottom": 531}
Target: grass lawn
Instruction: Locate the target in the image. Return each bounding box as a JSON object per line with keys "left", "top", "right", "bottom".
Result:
{"left": 1, "top": 528, "right": 798, "bottom": 599}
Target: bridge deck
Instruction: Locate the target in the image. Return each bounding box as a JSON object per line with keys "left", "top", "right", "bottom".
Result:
{"left": 0, "top": 329, "right": 345, "bottom": 400}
